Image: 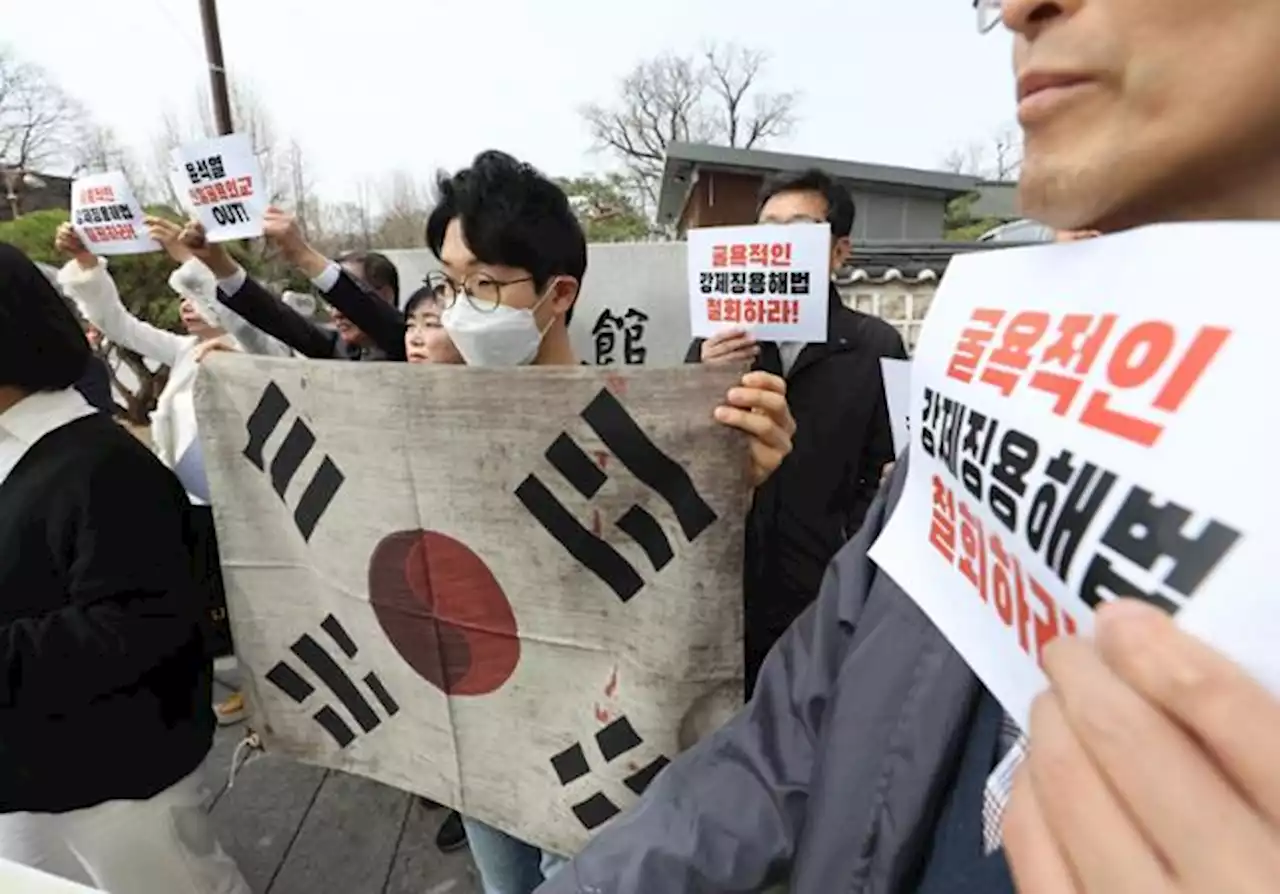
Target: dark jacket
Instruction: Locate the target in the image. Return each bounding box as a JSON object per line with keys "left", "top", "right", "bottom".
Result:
{"left": 0, "top": 414, "right": 213, "bottom": 813}
{"left": 538, "top": 461, "right": 998, "bottom": 894}
{"left": 74, "top": 355, "right": 115, "bottom": 414}
{"left": 218, "top": 270, "right": 405, "bottom": 362}
{"left": 686, "top": 286, "right": 907, "bottom": 687}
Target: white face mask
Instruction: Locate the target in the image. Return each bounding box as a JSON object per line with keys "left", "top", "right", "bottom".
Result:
{"left": 441, "top": 294, "right": 549, "bottom": 367}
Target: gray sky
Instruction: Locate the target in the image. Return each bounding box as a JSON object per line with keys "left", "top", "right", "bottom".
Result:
{"left": 8, "top": 0, "right": 1018, "bottom": 205}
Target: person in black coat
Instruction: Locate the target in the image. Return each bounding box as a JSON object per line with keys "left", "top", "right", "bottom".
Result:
{"left": 0, "top": 243, "right": 250, "bottom": 893}
{"left": 686, "top": 169, "right": 907, "bottom": 693}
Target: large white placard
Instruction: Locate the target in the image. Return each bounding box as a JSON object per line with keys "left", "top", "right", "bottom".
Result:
{"left": 70, "top": 171, "right": 156, "bottom": 256}
{"left": 686, "top": 223, "right": 830, "bottom": 343}
{"left": 169, "top": 134, "right": 266, "bottom": 242}
{"left": 869, "top": 223, "right": 1277, "bottom": 727}
{"left": 196, "top": 360, "right": 748, "bottom": 854}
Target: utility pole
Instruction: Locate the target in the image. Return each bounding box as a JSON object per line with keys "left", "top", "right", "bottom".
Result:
{"left": 198, "top": 0, "right": 235, "bottom": 135}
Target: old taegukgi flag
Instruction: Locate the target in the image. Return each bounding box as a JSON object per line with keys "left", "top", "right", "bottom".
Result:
{"left": 194, "top": 357, "right": 749, "bottom": 855}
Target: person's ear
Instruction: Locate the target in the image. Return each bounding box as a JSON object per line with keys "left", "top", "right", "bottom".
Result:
{"left": 830, "top": 236, "right": 853, "bottom": 275}
{"left": 548, "top": 276, "right": 579, "bottom": 320}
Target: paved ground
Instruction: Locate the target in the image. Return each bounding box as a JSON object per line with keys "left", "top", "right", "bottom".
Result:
{"left": 205, "top": 690, "right": 482, "bottom": 894}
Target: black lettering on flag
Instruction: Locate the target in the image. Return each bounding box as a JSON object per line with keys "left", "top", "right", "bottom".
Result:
{"left": 242, "top": 382, "right": 345, "bottom": 541}
{"left": 517, "top": 387, "right": 718, "bottom": 601}
{"left": 264, "top": 614, "right": 399, "bottom": 749}
{"left": 549, "top": 716, "right": 671, "bottom": 830}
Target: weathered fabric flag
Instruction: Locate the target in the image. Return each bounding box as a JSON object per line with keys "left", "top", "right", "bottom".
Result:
{"left": 195, "top": 358, "right": 748, "bottom": 855}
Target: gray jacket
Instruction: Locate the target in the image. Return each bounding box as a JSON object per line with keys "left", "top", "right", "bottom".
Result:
{"left": 539, "top": 465, "right": 984, "bottom": 894}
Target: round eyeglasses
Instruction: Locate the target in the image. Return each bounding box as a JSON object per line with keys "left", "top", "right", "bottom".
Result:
{"left": 422, "top": 270, "right": 534, "bottom": 313}
{"left": 975, "top": 0, "right": 1002, "bottom": 34}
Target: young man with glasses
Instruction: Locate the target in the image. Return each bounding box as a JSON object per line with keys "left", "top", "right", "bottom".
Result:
{"left": 535, "top": 1, "right": 1280, "bottom": 892}
{"left": 424, "top": 149, "right": 794, "bottom": 894}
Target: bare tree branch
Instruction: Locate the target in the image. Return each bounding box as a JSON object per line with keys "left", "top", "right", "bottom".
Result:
{"left": 0, "top": 48, "right": 81, "bottom": 171}
{"left": 581, "top": 42, "right": 800, "bottom": 215}
{"left": 941, "top": 124, "right": 1023, "bottom": 180}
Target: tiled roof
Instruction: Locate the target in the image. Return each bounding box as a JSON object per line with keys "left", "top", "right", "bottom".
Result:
{"left": 838, "top": 241, "right": 998, "bottom": 285}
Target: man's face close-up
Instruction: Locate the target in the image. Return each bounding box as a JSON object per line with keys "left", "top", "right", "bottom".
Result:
{"left": 1009, "top": 0, "right": 1280, "bottom": 231}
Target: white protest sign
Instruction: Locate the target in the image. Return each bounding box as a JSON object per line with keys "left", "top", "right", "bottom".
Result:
{"left": 687, "top": 223, "right": 829, "bottom": 343}
{"left": 169, "top": 134, "right": 266, "bottom": 242}
{"left": 868, "top": 223, "right": 1277, "bottom": 728}
{"left": 881, "top": 357, "right": 912, "bottom": 456}
{"left": 0, "top": 858, "right": 101, "bottom": 892}
{"left": 70, "top": 172, "right": 156, "bottom": 256}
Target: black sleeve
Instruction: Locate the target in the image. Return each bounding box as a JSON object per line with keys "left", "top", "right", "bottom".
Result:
{"left": 75, "top": 358, "right": 116, "bottom": 415}
{"left": 0, "top": 445, "right": 204, "bottom": 713}
{"left": 684, "top": 339, "right": 705, "bottom": 364}
{"left": 321, "top": 270, "right": 406, "bottom": 360}
{"left": 218, "top": 275, "right": 338, "bottom": 359}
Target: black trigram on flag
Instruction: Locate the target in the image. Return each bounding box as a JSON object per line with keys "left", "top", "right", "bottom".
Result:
{"left": 515, "top": 388, "right": 717, "bottom": 602}
{"left": 243, "top": 382, "right": 345, "bottom": 541}
{"left": 550, "top": 716, "right": 670, "bottom": 830}
{"left": 265, "top": 613, "right": 400, "bottom": 748}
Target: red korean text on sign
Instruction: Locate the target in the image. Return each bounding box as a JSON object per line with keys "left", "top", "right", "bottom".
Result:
{"left": 928, "top": 474, "right": 1079, "bottom": 669}
{"left": 944, "top": 308, "right": 1232, "bottom": 448}
{"left": 188, "top": 176, "right": 255, "bottom": 208}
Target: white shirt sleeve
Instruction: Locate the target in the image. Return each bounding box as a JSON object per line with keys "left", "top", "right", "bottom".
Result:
{"left": 217, "top": 267, "right": 248, "bottom": 296}
{"left": 311, "top": 261, "right": 342, "bottom": 293}
{"left": 57, "top": 259, "right": 186, "bottom": 368}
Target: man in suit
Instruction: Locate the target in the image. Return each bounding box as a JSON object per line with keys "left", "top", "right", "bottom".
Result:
{"left": 686, "top": 168, "right": 907, "bottom": 691}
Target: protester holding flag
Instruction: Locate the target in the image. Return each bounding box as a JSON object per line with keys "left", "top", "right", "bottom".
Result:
{"left": 0, "top": 242, "right": 250, "bottom": 894}
{"left": 410, "top": 148, "right": 795, "bottom": 894}
{"left": 533, "top": 0, "right": 1280, "bottom": 891}
{"left": 54, "top": 222, "right": 248, "bottom": 725}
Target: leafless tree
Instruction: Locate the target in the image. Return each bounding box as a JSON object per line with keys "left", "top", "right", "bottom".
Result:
{"left": 284, "top": 138, "right": 319, "bottom": 236}
{"left": 581, "top": 42, "right": 799, "bottom": 209}
{"left": 374, "top": 169, "right": 431, "bottom": 248}
{"left": 942, "top": 124, "right": 1023, "bottom": 180}
{"left": 0, "top": 49, "right": 80, "bottom": 171}
{"left": 71, "top": 123, "right": 153, "bottom": 200}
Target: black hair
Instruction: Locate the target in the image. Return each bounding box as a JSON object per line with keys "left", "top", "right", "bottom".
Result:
{"left": 426, "top": 150, "right": 587, "bottom": 324}
{"left": 337, "top": 250, "right": 400, "bottom": 301}
{"left": 0, "top": 243, "right": 91, "bottom": 392}
{"left": 403, "top": 284, "right": 441, "bottom": 318}
{"left": 756, "top": 168, "right": 857, "bottom": 239}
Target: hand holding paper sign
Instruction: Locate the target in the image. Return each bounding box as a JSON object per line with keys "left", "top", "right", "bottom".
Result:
{"left": 68, "top": 171, "right": 157, "bottom": 256}
{"left": 54, "top": 224, "right": 97, "bottom": 270}
{"left": 714, "top": 370, "right": 795, "bottom": 487}
{"left": 700, "top": 327, "right": 760, "bottom": 365}
{"left": 177, "top": 219, "right": 239, "bottom": 280}
{"left": 1005, "top": 599, "right": 1280, "bottom": 894}
{"left": 145, "top": 216, "right": 195, "bottom": 264}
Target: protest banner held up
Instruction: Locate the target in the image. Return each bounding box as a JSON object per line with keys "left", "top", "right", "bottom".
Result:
{"left": 869, "top": 223, "right": 1277, "bottom": 728}
{"left": 686, "top": 222, "right": 830, "bottom": 344}
{"left": 195, "top": 359, "right": 748, "bottom": 855}
{"left": 170, "top": 134, "right": 267, "bottom": 242}
{"left": 69, "top": 172, "right": 156, "bottom": 256}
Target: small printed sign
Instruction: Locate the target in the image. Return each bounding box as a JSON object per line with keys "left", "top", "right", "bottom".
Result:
{"left": 69, "top": 171, "right": 156, "bottom": 256}
{"left": 687, "top": 222, "right": 830, "bottom": 343}
{"left": 169, "top": 133, "right": 266, "bottom": 242}
{"left": 868, "top": 223, "right": 1277, "bottom": 727}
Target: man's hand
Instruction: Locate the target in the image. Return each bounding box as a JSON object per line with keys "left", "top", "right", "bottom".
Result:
{"left": 1004, "top": 599, "right": 1280, "bottom": 894}
{"left": 54, "top": 223, "right": 97, "bottom": 270}
{"left": 145, "top": 215, "right": 194, "bottom": 263}
{"left": 714, "top": 371, "right": 795, "bottom": 487}
{"left": 178, "top": 219, "right": 239, "bottom": 279}
{"left": 700, "top": 328, "right": 760, "bottom": 366}
{"left": 880, "top": 461, "right": 895, "bottom": 486}
{"left": 263, "top": 206, "right": 327, "bottom": 278}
